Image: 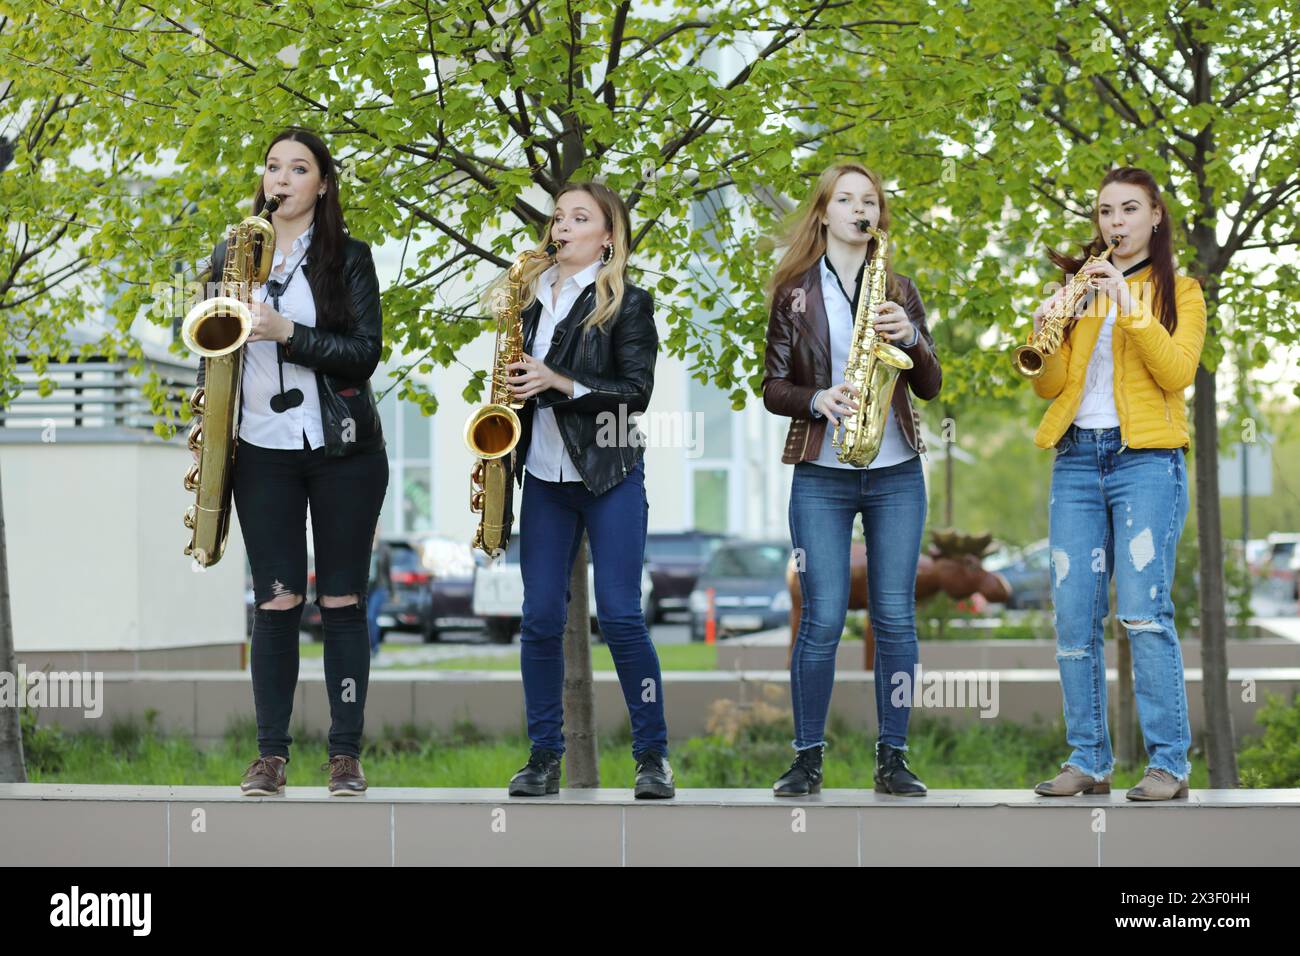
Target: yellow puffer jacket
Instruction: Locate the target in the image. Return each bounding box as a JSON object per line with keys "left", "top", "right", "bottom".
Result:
{"left": 1033, "top": 266, "right": 1207, "bottom": 449}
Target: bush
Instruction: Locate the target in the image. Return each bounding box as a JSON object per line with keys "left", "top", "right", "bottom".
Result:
{"left": 1239, "top": 692, "right": 1300, "bottom": 788}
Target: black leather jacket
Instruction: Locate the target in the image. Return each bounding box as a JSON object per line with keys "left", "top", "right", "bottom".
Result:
{"left": 189, "top": 235, "right": 385, "bottom": 458}
{"left": 513, "top": 280, "right": 658, "bottom": 497}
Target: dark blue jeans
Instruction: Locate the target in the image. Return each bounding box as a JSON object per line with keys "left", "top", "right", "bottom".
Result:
{"left": 788, "top": 457, "right": 927, "bottom": 751}
{"left": 518, "top": 460, "right": 668, "bottom": 758}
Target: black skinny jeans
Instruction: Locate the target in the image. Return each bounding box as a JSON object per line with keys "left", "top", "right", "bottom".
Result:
{"left": 233, "top": 437, "right": 388, "bottom": 759}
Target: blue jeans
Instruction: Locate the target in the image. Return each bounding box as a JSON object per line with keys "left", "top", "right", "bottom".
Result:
{"left": 367, "top": 585, "right": 387, "bottom": 656}
{"left": 1049, "top": 426, "right": 1192, "bottom": 781}
{"left": 788, "top": 456, "right": 927, "bottom": 751}
{"left": 518, "top": 460, "right": 668, "bottom": 758}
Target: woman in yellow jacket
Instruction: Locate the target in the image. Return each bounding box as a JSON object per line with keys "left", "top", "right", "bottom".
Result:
{"left": 1028, "top": 166, "right": 1206, "bottom": 801}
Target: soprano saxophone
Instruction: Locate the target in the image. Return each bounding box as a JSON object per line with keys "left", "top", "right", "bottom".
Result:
{"left": 832, "top": 223, "right": 914, "bottom": 467}
{"left": 1012, "top": 235, "right": 1121, "bottom": 378}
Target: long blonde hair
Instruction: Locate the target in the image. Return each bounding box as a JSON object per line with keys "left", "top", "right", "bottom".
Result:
{"left": 483, "top": 181, "right": 632, "bottom": 333}
{"left": 766, "top": 162, "right": 901, "bottom": 307}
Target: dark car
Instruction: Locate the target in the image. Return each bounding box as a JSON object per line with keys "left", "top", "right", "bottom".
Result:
{"left": 688, "top": 539, "right": 793, "bottom": 642}
{"left": 644, "top": 531, "right": 726, "bottom": 622}
{"left": 303, "top": 535, "right": 482, "bottom": 642}
{"left": 983, "top": 539, "right": 1052, "bottom": 610}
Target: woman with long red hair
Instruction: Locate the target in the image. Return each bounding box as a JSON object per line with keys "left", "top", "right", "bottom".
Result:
{"left": 1027, "top": 166, "right": 1207, "bottom": 801}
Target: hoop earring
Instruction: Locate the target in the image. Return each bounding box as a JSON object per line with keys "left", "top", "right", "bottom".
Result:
{"left": 1152, "top": 224, "right": 1159, "bottom": 232}
{"left": 601, "top": 242, "right": 614, "bottom": 264}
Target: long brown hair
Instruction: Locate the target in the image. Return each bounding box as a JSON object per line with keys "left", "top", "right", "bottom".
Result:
{"left": 766, "top": 163, "right": 901, "bottom": 307}
{"left": 485, "top": 181, "right": 632, "bottom": 333}
{"left": 252, "top": 127, "right": 353, "bottom": 334}
{"left": 1049, "top": 166, "right": 1178, "bottom": 334}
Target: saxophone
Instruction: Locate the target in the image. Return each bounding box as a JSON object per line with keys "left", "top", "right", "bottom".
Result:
{"left": 832, "top": 223, "right": 914, "bottom": 467}
{"left": 179, "top": 196, "right": 280, "bottom": 567}
{"left": 1012, "top": 235, "right": 1121, "bottom": 378}
{"left": 465, "top": 241, "right": 562, "bottom": 556}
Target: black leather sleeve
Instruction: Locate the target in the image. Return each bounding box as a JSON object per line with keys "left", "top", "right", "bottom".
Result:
{"left": 284, "top": 240, "right": 383, "bottom": 383}
{"left": 538, "top": 288, "right": 658, "bottom": 415}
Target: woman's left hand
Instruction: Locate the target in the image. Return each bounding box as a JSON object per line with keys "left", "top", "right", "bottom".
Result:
{"left": 246, "top": 299, "right": 294, "bottom": 344}
{"left": 507, "top": 353, "right": 571, "bottom": 400}
{"left": 873, "top": 300, "right": 915, "bottom": 344}
{"left": 1080, "top": 258, "right": 1135, "bottom": 313}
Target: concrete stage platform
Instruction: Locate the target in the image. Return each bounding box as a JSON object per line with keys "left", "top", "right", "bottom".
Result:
{"left": 2, "top": 784, "right": 1296, "bottom": 866}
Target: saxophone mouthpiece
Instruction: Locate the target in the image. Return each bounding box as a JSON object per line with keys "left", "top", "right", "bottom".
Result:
{"left": 855, "top": 219, "right": 872, "bottom": 234}
{"left": 262, "top": 195, "right": 283, "bottom": 215}
{"left": 544, "top": 239, "right": 566, "bottom": 258}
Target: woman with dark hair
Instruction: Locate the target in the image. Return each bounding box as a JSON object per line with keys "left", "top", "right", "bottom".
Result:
{"left": 762, "top": 163, "right": 942, "bottom": 796}
{"left": 488, "top": 181, "right": 672, "bottom": 799}
{"left": 194, "top": 127, "right": 387, "bottom": 796}
{"left": 1028, "top": 166, "right": 1206, "bottom": 801}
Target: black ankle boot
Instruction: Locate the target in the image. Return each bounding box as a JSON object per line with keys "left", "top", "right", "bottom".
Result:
{"left": 508, "top": 748, "right": 562, "bottom": 796}
{"left": 633, "top": 750, "right": 675, "bottom": 799}
{"left": 874, "top": 741, "right": 927, "bottom": 796}
{"left": 774, "top": 745, "right": 824, "bottom": 796}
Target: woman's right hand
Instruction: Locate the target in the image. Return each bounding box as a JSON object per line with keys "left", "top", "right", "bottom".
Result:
{"left": 1032, "top": 286, "right": 1067, "bottom": 333}
{"left": 815, "top": 383, "right": 859, "bottom": 428}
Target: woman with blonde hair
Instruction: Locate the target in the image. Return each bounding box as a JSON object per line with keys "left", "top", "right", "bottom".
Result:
{"left": 492, "top": 181, "right": 673, "bottom": 799}
{"left": 762, "top": 163, "right": 942, "bottom": 796}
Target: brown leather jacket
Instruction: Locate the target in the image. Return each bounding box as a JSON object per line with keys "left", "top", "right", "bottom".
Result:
{"left": 762, "top": 263, "right": 942, "bottom": 464}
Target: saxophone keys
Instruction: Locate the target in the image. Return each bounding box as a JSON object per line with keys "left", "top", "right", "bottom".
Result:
{"left": 183, "top": 464, "right": 200, "bottom": 492}
{"left": 183, "top": 505, "right": 197, "bottom": 530}
{"left": 187, "top": 422, "right": 203, "bottom": 452}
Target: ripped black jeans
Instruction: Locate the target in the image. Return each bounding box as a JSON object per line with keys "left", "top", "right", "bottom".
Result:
{"left": 233, "top": 437, "right": 388, "bottom": 759}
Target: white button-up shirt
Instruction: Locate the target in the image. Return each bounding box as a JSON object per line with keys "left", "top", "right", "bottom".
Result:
{"left": 812, "top": 254, "right": 916, "bottom": 470}
{"left": 239, "top": 223, "right": 325, "bottom": 450}
{"left": 523, "top": 260, "right": 596, "bottom": 482}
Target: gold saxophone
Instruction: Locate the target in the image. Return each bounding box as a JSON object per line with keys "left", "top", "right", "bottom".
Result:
{"left": 465, "top": 240, "right": 562, "bottom": 556}
{"left": 1012, "top": 236, "right": 1121, "bottom": 378}
{"left": 832, "top": 223, "right": 914, "bottom": 467}
{"left": 180, "top": 196, "right": 280, "bottom": 566}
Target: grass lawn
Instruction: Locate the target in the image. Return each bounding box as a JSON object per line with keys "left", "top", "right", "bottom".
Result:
{"left": 285, "top": 639, "right": 716, "bottom": 671}
{"left": 21, "top": 710, "right": 1225, "bottom": 791}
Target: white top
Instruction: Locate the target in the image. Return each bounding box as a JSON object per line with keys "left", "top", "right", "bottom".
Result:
{"left": 238, "top": 223, "right": 325, "bottom": 450}
{"left": 523, "top": 260, "right": 596, "bottom": 482}
{"left": 811, "top": 255, "right": 917, "bottom": 470}
{"left": 1073, "top": 300, "right": 1121, "bottom": 429}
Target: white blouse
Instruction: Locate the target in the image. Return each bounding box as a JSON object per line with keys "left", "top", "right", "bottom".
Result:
{"left": 238, "top": 224, "right": 326, "bottom": 450}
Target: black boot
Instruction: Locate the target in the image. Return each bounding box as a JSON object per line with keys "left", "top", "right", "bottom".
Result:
{"left": 874, "top": 741, "right": 927, "bottom": 796}
{"left": 774, "top": 745, "right": 824, "bottom": 796}
{"left": 633, "top": 750, "right": 675, "bottom": 799}
{"left": 508, "top": 748, "right": 562, "bottom": 796}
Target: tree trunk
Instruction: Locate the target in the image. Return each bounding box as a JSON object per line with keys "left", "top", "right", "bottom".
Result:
{"left": 562, "top": 532, "right": 599, "bottom": 787}
{"left": 1193, "top": 366, "right": 1238, "bottom": 787}
{"left": 0, "top": 464, "right": 27, "bottom": 782}
{"left": 1111, "top": 580, "right": 1138, "bottom": 768}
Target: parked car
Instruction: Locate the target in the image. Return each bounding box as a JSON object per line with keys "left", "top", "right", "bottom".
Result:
{"left": 983, "top": 539, "right": 1053, "bottom": 610}
{"left": 1263, "top": 533, "right": 1300, "bottom": 602}
{"left": 644, "top": 531, "right": 727, "bottom": 622}
{"left": 688, "top": 539, "right": 792, "bottom": 642}
{"left": 303, "top": 535, "right": 483, "bottom": 642}
{"left": 472, "top": 536, "right": 654, "bottom": 644}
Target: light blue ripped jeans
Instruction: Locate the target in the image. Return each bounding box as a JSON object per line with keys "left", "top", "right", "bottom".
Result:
{"left": 1048, "top": 425, "right": 1192, "bottom": 781}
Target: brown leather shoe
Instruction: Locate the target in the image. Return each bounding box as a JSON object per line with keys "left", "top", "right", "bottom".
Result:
{"left": 1126, "top": 768, "right": 1189, "bottom": 801}
{"left": 240, "top": 755, "right": 287, "bottom": 796}
{"left": 324, "top": 755, "right": 367, "bottom": 795}
{"left": 1034, "top": 764, "right": 1111, "bottom": 796}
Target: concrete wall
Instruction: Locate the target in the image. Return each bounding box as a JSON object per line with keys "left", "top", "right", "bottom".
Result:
{"left": 27, "top": 667, "right": 1300, "bottom": 743}
{"left": 1, "top": 439, "right": 246, "bottom": 654}
{"left": 1, "top": 783, "right": 1296, "bottom": 866}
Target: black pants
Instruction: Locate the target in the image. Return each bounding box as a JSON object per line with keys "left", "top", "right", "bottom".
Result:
{"left": 233, "top": 437, "right": 388, "bottom": 759}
